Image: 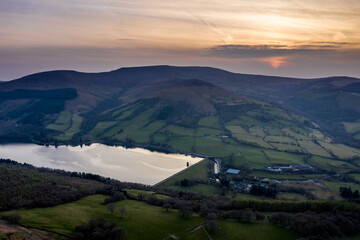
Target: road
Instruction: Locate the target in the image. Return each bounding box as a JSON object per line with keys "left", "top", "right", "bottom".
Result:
{"left": 0, "top": 221, "right": 36, "bottom": 240}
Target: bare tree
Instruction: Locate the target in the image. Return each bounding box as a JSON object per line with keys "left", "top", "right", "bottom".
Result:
{"left": 107, "top": 203, "right": 116, "bottom": 215}
{"left": 119, "top": 206, "right": 126, "bottom": 218}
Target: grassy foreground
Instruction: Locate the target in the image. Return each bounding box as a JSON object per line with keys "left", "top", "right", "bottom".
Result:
{"left": 0, "top": 195, "right": 301, "bottom": 240}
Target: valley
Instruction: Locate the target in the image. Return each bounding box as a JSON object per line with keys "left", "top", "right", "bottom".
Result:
{"left": 1, "top": 66, "right": 360, "bottom": 239}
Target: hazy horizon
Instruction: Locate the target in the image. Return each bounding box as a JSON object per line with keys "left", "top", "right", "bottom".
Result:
{"left": 2, "top": 64, "right": 360, "bottom": 82}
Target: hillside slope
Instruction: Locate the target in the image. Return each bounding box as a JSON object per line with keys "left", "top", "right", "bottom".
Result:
{"left": 1, "top": 66, "right": 360, "bottom": 164}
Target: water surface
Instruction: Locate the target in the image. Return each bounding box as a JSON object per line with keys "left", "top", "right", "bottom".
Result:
{"left": 0, "top": 143, "right": 201, "bottom": 185}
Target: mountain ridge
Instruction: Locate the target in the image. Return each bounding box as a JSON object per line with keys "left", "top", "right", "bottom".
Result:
{"left": 1, "top": 65, "right": 360, "bottom": 154}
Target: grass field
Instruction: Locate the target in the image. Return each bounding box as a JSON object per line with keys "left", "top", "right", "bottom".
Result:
{"left": 91, "top": 121, "right": 118, "bottom": 137}
{"left": 247, "top": 170, "right": 311, "bottom": 180}
{"left": 233, "top": 145, "right": 269, "bottom": 168}
{"left": 307, "top": 156, "right": 357, "bottom": 173}
{"left": 163, "top": 125, "right": 196, "bottom": 136}
{"left": 125, "top": 189, "right": 169, "bottom": 199}
{"left": 277, "top": 192, "right": 308, "bottom": 201}
{"left": 265, "top": 136, "right": 297, "bottom": 144}
{"left": 270, "top": 143, "right": 304, "bottom": 152}
{"left": 168, "top": 136, "right": 195, "bottom": 152}
{"left": 195, "top": 127, "right": 224, "bottom": 137}
{"left": 198, "top": 116, "right": 221, "bottom": 129}
{"left": 282, "top": 128, "right": 311, "bottom": 141}
{"left": 343, "top": 121, "right": 360, "bottom": 134}
{"left": 54, "top": 113, "right": 83, "bottom": 141}
{"left": 233, "top": 134, "right": 273, "bottom": 149}
{"left": 349, "top": 173, "right": 360, "bottom": 182}
{"left": 156, "top": 159, "right": 210, "bottom": 187}
{"left": 46, "top": 111, "right": 72, "bottom": 132}
{"left": 318, "top": 141, "right": 360, "bottom": 159}
{"left": 0, "top": 195, "right": 302, "bottom": 240}
{"left": 263, "top": 150, "right": 304, "bottom": 165}
{"left": 225, "top": 125, "right": 249, "bottom": 135}
{"left": 298, "top": 140, "right": 332, "bottom": 158}
{"left": 169, "top": 184, "right": 220, "bottom": 195}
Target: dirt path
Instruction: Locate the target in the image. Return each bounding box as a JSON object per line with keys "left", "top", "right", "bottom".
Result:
{"left": 0, "top": 221, "right": 36, "bottom": 240}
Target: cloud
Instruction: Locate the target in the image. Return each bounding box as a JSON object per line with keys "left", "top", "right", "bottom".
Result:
{"left": 206, "top": 44, "right": 337, "bottom": 59}
{"left": 184, "top": 10, "right": 233, "bottom": 44}
{"left": 333, "top": 32, "right": 346, "bottom": 41}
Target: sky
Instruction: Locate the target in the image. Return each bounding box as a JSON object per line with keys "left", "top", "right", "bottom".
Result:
{"left": 1, "top": 0, "right": 360, "bottom": 80}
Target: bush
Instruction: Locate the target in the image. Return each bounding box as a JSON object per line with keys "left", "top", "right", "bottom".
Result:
{"left": 1, "top": 213, "right": 22, "bottom": 224}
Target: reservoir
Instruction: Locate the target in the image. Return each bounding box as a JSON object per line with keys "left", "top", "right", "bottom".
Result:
{"left": 0, "top": 143, "right": 202, "bottom": 185}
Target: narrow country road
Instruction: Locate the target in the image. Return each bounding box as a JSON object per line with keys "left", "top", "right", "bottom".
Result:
{"left": 0, "top": 221, "right": 36, "bottom": 240}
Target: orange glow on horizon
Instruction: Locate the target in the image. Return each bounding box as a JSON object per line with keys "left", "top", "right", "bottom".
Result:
{"left": 256, "top": 56, "right": 291, "bottom": 69}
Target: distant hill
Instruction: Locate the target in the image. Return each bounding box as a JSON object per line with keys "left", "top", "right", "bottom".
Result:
{"left": 1, "top": 65, "right": 360, "bottom": 161}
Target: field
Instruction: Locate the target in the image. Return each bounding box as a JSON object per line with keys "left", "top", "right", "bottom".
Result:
{"left": 156, "top": 159, "right": 210, "bottom": 187}
{"left": 46, "top": 111, "right": 72, "bottom": 132}
{"left": 308, "top": 156, "right": 359, "bottom": 173}
{"left": 298, "top": 140, "right": 332, "bottom": 158}
{"left": 343, "top": 121, "right": 360, "bottom": 134}
{"left": 46, "top": 111, "right": 83, "bottom": 141}
{"left": 262, "top": 150, "right": 304, "bottom": 165}
{"left": 318, "top": 141, "right": 360, "bottom": 159}
{"left": 276, "top": 192, "right": 308, "bottom": 201}
{"left": 0, "top": 195, "right": 302, "bottom": 240}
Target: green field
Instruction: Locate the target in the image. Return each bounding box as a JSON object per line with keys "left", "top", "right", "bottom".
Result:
{"left": 308, "top": 156, "right": 358, "bottom": 173}
{"left": 277, "top": 192, "right": 308, "bottom": 201}
{"left": 233, "top": 134, "right": 273, "bottom": 149}
{"left": 270, "top": 142, "right": 304, "bottom": 152}
{"left": 343, "top": 121, "right": 360, "bottom": 134}
{"left": 46, "top": 111, "right": 72, "bottom": 132}
{"left": 318, "top": 141, "right": 360, "bottom": 159}
{"left": 282, "top": 128, "right": 311, "bottom": 141}
{"left": 91, "top": 121, "right": 118, "bottom": 137}
{"left": 263, "top": 150, "right": 304, "bottom": 165}
{"left": 53, "top": 113, "right": 83, "bottom": 141}
{"left": 163, "top": 125, "right": 196, "bottom": 136}
{"left": 168, "top": 136, "right": 195, "bottom": 152}
{"left": 298, "top": 140, "right": 332, "bottom": 158}
{"left": 198, "top": 116, "right": 221, "bottom": 129}
{"left": 195, "top": 127, "right": 224, "bottom": 137}
{"left": 322, "top": 181, "right": 360, "bottom": 192}
{"left": 265, "top": 136, "right": 297, "bottom": 144}
{"left": 226, "top": 125, "right": 249, "bottom": 135}
{"left": 157, "top": 159, "right": 210, "bottom": 187}
{"left": 349, "top": 173, "right": 360, "bottom": 182}
{"left": 0, "top": 195, "right": 301, "bottom": 240}
{"left": 170, "top": 183, "right": 220, "bottom": 195}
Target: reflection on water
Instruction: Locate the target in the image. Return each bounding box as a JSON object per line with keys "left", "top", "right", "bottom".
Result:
{"left": 0, "top": 143, "right": 201, "bottom": 185}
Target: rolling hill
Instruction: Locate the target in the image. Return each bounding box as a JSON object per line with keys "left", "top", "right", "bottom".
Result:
{"left": 1, "top": 65, "right": 360, "bottom": 168}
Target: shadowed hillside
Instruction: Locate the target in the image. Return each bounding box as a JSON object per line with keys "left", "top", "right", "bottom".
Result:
{"left": 1, "top": 65, "right": 360, "bottom": 160}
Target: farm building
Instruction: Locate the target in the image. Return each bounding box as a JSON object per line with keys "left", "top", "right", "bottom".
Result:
{"left": 226, "top": 168, "right": 240, "bottom": 174}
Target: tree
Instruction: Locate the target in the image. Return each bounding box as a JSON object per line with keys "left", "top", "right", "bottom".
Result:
{"left": 207, "top": 212, "right": 217, "bottom": 231}
{"left": 110, "top": 227, "right": 127, "bottom": 240}
{"left": 119, "top": 206, "right": 126, "bottom": 218}
{"left": 107, "top": 203, "right": 116, "bottom": 215}
{"left": 179, "top": 205, "right": 192, "bottom": 218}
{"left": 162, "top": 203, "right": 172, "bottom": 212}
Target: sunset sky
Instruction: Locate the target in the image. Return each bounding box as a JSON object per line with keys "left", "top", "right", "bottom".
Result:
{"left": 1, "top": 0, "right": 360, "bottom": 80}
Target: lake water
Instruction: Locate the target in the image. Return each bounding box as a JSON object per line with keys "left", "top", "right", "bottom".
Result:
{"left": 0, "top": 143, "right": 202, "bottom": 185}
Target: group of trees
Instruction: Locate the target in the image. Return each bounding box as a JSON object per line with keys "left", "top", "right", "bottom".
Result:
{"left": 269, "top": 211, "right": 360, "bottom": 239}
{"left": 340, "top": 187, "right": 360, "bottom": 201}
{"left": 0, "top": 159, "right": 107, "bottom": 210}
{"left": 106, "top": 203, "right": 126, "bottom": 218}
{"left": 74, "top": 218, "right": 126, "bottom": 240}
{"left": 249, "top": 184, "right": 277, "bottom": 198}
